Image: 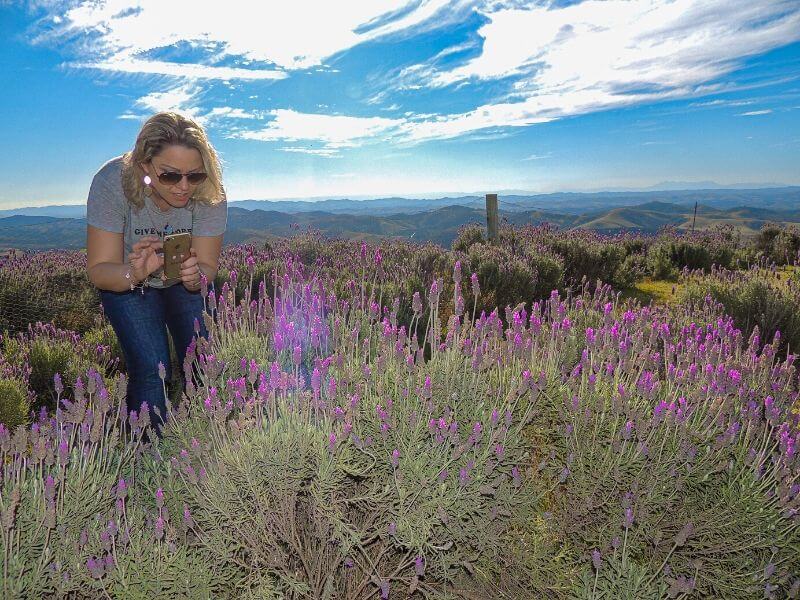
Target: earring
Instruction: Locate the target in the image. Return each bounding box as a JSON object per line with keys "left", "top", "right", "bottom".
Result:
{"left": 143, "top": 175, "right": 152, "bottom": 185}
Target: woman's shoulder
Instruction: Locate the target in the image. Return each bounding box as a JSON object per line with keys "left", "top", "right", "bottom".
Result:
{"left": 87, "top": 155, "right": 127, "bottom": 211}
{"left": 93, "top": 155, "right": 125, "bottom": 181}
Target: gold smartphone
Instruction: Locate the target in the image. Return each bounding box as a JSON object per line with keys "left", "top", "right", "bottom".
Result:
{"left": 162, "top": 232, "right": 192, "bottom": 280}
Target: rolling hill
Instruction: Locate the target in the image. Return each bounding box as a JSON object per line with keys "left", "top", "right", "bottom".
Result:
{"left": 1, "top": 199, "right": 799, "bottom": 251}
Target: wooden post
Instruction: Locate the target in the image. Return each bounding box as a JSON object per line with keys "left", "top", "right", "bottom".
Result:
{"left": 486, "top": 193, "right": 499, "bottom": 245}
{"left": 691, "top": 201, "right": 698, "bottom": 233}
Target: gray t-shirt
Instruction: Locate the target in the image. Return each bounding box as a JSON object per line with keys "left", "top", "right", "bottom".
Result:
{"left": 87, "top": 155, "right": 227, "bottom": 288}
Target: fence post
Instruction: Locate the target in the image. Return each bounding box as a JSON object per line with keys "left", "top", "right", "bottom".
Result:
{"left": 486, "top": 193, "right": 499, "bottom": 245}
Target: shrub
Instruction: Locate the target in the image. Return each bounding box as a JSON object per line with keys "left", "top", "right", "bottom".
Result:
{"left": 648, "top": 240, "right": 711, "bottom": 278}
{"left": 617, "top": 253, "right": 648, "bottom": 287}
{"left": 452, "top": 223, "right": 485, "bottom": 253}
{"left": 0, "top": 378, "right": 30, "bottom": 429}
{"left": 4, "top": 237, "right": 800, "bottom": 599}
{"left": 157, "top": 273, "right": 538, "bottom": 599}
{"left": 3, "top": 323, "right": 119, "bottom": 414}
{"left": 756, "top": 223, "right": 800, "bottom": 266}
{"left": 83, "top": 322, "right": 126, "bottom": 374}
{"left": 530, "top": 290, "right": 800, "bottom": 599}
{"left": 467, "top": 243, "right": 542, "bottom": 313}
{"left": 549, "top": 238, "right": 629, "bottom": 289}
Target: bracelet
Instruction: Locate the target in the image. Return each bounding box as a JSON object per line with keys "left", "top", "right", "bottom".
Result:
{"left": 124, "top": 267, "right": 149, "bottom": 294}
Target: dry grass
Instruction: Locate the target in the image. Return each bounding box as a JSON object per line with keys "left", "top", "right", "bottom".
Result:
{"left": 621, "top": 279, "right": 684, "bottom": 306}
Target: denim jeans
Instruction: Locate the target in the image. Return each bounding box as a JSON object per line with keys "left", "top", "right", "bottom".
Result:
{"left": 100, "top": 283, "right": 209, "bottom": 433}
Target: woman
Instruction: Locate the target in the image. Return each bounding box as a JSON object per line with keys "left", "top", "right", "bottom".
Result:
{"left": 86, "top": 111, "right": 227, "bottom": 434}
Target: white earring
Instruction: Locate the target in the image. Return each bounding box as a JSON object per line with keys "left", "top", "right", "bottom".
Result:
{"left": 143, "top": 175, "right": 152, "bottom": 185}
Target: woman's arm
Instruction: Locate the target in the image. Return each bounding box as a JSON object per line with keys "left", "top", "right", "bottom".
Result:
{"left": 88, "top": 228, "right": 164, "bottom": 291}
{"left": 192, "top": 234, "right": 223, "bottom": 282}
{"left": 86, "top": 225, "right": 138, "bottom": 292}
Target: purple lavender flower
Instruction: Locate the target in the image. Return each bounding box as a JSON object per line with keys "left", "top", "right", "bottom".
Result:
{"left": 412, "top": 291, "right": 422, "bottom": 314}
{"left": 623, "top": 506, "right": 634, "bottom": 529}
{"left": 415, "top": 555, "right": 425, "bottom": 576}
{"left": 511, "top": 466, "right": 521, "bottom": 486}
{"left": 44, "top": 475, "right": 56, "bottom": 502}
{"left": 154, "top": 516, "right": 165, "bottom": 541}
{"left": 183, "top": 504, "right": 194, "bottom": 529}
{"left": 459, "top": 467, "right": 471, "bottom": 486}
{"left": 591, "top": 549, "right": 602, "bottom": 571}
{"left": 764, "top": 563, "right": 776, "bottom": 579}
{"left": 86, "top": 557, "right": 105, "bottom": 579}
{"left": 116, "top": 478, "right": 128, "bottom": 500}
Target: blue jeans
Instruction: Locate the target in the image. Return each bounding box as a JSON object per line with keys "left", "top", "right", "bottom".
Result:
{"left": 100, "top": 284, "right": 209, "bottom": 433}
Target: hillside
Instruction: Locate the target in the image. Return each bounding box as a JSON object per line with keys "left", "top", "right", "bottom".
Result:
{"left": 2, "top": 200, "right": 800, "bottom": 251}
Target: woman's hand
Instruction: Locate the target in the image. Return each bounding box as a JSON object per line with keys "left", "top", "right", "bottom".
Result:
{"left": 129, "top": 236, "right": 164, "bottom": 283}
{"left": 180, "top": 248, "right": 202, "bottom": 291}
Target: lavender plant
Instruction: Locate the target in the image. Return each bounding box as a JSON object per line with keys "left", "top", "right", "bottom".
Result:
{"left": 153, "top": 262, "right": 538, "bottom": 599}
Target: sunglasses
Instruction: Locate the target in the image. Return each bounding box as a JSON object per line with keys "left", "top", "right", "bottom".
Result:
{"left": 155, "top": 170, "right": 208, "bottom": 186}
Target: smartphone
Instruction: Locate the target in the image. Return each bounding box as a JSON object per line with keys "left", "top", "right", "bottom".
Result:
{"left": 162, "top": 232, "right": 192, "bottom": 280}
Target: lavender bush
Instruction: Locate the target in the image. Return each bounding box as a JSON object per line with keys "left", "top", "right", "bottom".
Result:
{"left": 152, "top": 263, "right": 537, "bottom": 598}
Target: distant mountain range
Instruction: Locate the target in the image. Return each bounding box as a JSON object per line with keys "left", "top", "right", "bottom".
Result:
{"left": 1, "top": 187, "right": 799, "bottom": 250}
{"left": 2, "top": 186, "right": 799, "bottom": 219}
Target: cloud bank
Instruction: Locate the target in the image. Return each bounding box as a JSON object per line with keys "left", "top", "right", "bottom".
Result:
{"left": 28, "top": 0, "right": 800, "bottom": 153}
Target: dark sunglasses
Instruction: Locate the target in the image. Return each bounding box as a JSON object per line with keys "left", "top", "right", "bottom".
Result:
{"left": 155, "top": 170, "right": 208, "bottom": 185}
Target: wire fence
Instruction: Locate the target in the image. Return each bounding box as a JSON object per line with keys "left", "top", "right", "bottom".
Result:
{"left": 0, "top": 277, "right": 103, "bottom": 337}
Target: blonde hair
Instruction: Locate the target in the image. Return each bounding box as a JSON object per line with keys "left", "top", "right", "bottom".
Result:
{"left": 121, "top": 112, "right": 225, "bottom": 209}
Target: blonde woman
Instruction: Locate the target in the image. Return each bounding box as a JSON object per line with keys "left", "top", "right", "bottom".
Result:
{"left": 86, "top": 112, "right": 227, "bottom": 434}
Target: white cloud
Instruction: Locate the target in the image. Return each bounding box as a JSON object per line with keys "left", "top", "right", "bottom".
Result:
{"left": 237, "top": 109, "right": 404, "bottom": 154}
{"left": 206, "top": 107, "right": 261, "bottom": 120}
{"left": 522, "top": 152, "right": 552, "bottom": 160}
{"left": 133, "top": 84, "right": 204, "bottom": 119}
{"left": 394, "top": 0, "right": 800, "bottom": 141}
{"left": 738, "top": 109, "right": 773, "bottom": 116}
{"left": 43, "top": 0, "right": 457, "bottom": 79}
{"left": 73, "top": 57, "right": 287, "bottom": 81}
{"left": 280, "top": 147, "right": 342, "bottom": 158}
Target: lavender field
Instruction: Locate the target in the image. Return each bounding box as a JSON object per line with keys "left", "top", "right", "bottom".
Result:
{"left": 2, "top": 223, "right": 800, "bottom": 599}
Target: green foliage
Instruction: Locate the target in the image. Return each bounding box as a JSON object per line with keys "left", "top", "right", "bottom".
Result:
{"left": 451, "top": 223, "right": 485, "bottom": 253}
{"left": 571, "top": 558, "right": 667, "bottom": 600}
{"left": 83, "top": 322, "right": 126, "bottom": 374}
{"left": 549, "top": 238, "right": 630, "bottom": 289}
{"left": 466, "top": 243, "right": 563, "bottom": 314}
{"left": 215, "top": 329, "right": 272, "bottom": 372}
{"left": 2, "top": 323, "right": 118, "bottom": 414}
{"left": 0, "top": 378, "right": 30, "bottom": 429}
{"left": 756, "top": 223, "right": 800, "bottom": 266}
{"left": 617, "top": 253, "right": 648, "bottom": 287}
{"left": 648, "top": 240, "right": 711, "bottom": 278}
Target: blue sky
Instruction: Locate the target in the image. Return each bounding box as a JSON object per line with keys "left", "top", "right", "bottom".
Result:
{"left": 1, "top": 0, "right": 799, "bottom": 209}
